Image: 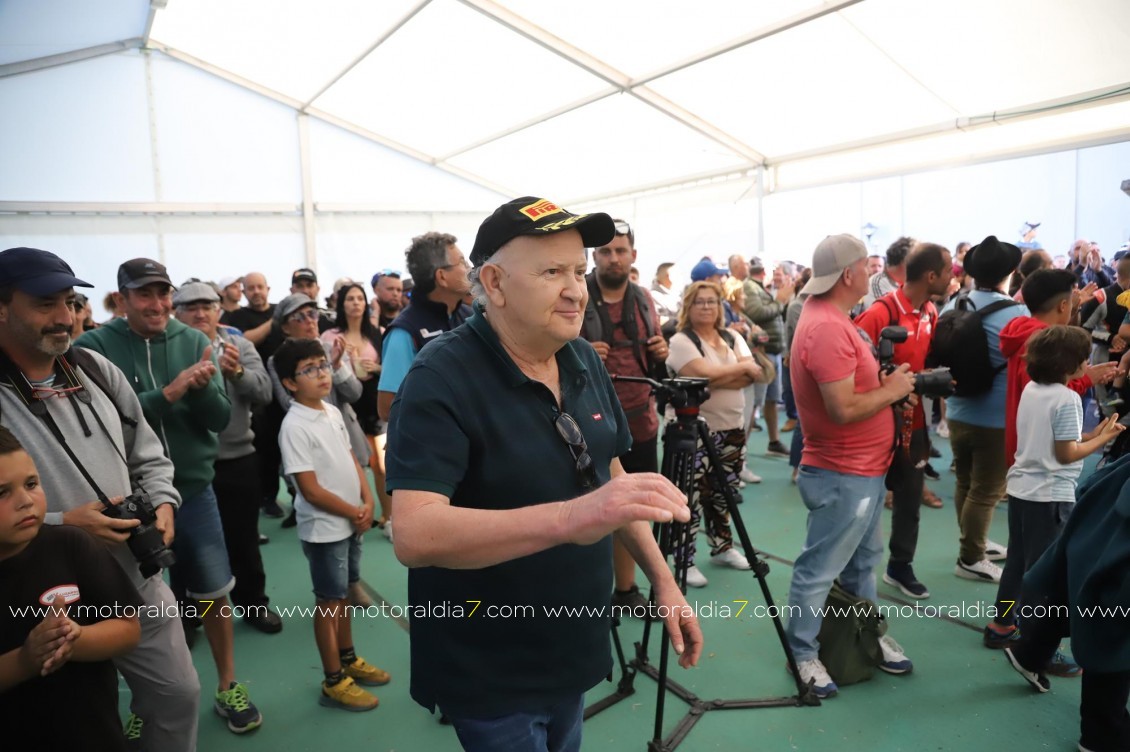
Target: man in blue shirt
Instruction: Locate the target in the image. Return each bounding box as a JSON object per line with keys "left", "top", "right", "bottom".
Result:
{"left": 376, "top": 232, "right": 472, "bottom": 422}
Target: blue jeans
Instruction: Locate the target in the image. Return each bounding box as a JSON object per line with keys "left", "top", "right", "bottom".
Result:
{"left": 788, "top": 419, "right": 804, "bottom": 469}
{"left": 171, "top": 484, "right": 235, "bottom": 600}
{"left": 782, "top": 363, "right": 798, "bottom": 420}
{"left": 785, "top": 466, "right": 885, "bottom": 661}
{"left": 447, "top": 695, "right": 584, "bottom": 752}
{"left": 301, "top": 535, "right": 363, "bottom": 601}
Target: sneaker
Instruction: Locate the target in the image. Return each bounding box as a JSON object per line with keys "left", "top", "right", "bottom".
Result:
{"left": 935, "top": 420, "right": 950, "bottom": 439}
{"left": 348, "top": 582, "right": 375, "bottom": 608}
{"left": 766, "top": 440, "right": 790, "bottom": 457}
{"left": 749, "top": 422, "right": 763, "bottom": 432}
{"left": 684, "top": 565, "right": 708, "bottom": 588}
{"left": 344, "top": 656, "right": 391, "bottom": 686}
{"left": 955, "top": 558, "right": 1002, "bottom": 583}
{"left": 782, "top": 418, "right": 798, "bottom": 433}
{"left": 924, "top": 463, "right": 940, "bottom": 480}
{"left": 921, "top": 487, "right": 944, "bottom": 508}
{"left": 1045, "top": 650, "right": 1083, "bottom": 678}
{"left": 123, "top": 713, "right": 143, "bottom": 751}
{"left": 929, "top": 445, "right": 942, "bottom": 458}
{"left": 878, "top": 635, "right": 913, "bottom": 674}
{"left": 983, "top": 623, "right": 1020, "bottom": 649}
{"left": 244, "top": 607, "right": 283, "bottom": 634}
{"left": 710, "top": 547, "right": 751, "bottom": 570}
{"left": 258, "top": 533, "right": 269, "bottom": 545}
{"left": 281, "top": 508, "right": 297, "bottom": 528}
{"left": 319, "top": 675, "right": 379, "bottom": 712}
{"left": 382, "top": 519, "right": 393, "bottom": 542}
{"left": 883, "top": 563, "right": 930, "bottom": 599}
{"left": 214, "top": 682, "right": 263, "bottom": 734}
{"left": 984, "top": 540, "right": 1008, "bottom": 561}
{"left": 261, "top": 498, "right": 284, "bottom": 518}
{"left": 1004, "top": 647, "right": 1050, "bottom": 693}
{"left": 790, "top": 658, "right": 838, "bottom": 698}
{"left": 611, "top": 584, "right": 650, "bottom": 614}
{"left": 739, "top": 466, "right": 762, "bottom": 484}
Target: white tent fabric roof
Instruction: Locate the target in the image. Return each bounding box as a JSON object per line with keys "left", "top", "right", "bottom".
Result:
{"left": 2, "top": 0, "right": 1129, "bottom": 203}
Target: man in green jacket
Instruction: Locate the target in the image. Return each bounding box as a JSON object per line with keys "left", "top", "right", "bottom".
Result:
{"left": 77, "top": 258, "right": 263, "bottom": 735}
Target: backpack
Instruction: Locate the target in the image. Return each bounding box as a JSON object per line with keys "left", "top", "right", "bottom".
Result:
{"left": 926, "top": 293, "right": 1019, "bottom": 397}
{"left": 817, "top": 581, "right": 887, "bottom": 685}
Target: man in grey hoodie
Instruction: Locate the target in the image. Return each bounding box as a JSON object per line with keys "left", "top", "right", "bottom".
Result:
{"left": 174, "top": 281, "right": 281, "bottom": 634}
{"left": 0, "top": 247, "right": 199, "bottom": 752}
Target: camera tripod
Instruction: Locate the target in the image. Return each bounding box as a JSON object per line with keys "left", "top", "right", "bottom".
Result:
{"left": 586, "top": 376, "right": 819, "bottom": 751}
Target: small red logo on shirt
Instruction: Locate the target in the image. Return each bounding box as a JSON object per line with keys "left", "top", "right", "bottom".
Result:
{"left": 39, "top": 584, "right": 80, "bottom": 606}
{"left": 592, "top": 413, "right": 603, "bottom": 421}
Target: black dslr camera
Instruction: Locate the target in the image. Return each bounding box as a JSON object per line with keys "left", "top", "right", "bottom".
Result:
{"left": 878, "top": 326, "right": 955, "bottom": 399}
{"left": 102, "top": 490, "right": 176, "bottom": 578}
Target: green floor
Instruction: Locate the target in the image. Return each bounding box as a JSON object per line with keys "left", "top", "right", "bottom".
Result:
{"left": 125, "top": 426, "right": 1090, "bottom": 751}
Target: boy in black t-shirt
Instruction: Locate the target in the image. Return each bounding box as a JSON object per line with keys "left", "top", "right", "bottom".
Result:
{"left": 0, "top": 426, "right": 143, "bottom": 751}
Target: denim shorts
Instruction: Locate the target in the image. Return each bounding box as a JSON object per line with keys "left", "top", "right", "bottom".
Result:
{"left": 301, "top": 535, "right": 362, "bottom": 601}
{"left": 764, "top": 352, "right": 783, "bottom": 402}
{"left": 172, "top": 484, "right": 235, "bottom": 600}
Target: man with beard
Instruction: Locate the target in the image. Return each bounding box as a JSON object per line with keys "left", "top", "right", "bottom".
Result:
{"left": 0, "top": 247, "right": 200, "bottom": 751}
{"left": 217, "top": 276, "right": 243, "bottom": 315}
{"left": 370, "top": 270, "right": 404, "bottom": 331}
{"left": 581, "top": 219, "right": 668, "bottom": 613}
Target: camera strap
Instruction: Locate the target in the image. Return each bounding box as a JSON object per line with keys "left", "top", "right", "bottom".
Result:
{"left": 0, "top": 351, "right": 128, "bottom": 506}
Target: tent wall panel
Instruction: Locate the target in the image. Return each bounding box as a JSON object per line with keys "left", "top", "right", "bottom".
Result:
{"left": 0, "top": 52, "right": 155, "bottom": 202}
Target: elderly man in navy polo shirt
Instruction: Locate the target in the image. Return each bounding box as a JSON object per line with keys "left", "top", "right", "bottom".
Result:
{"left": 387, "top": 197, "right": 703, "bottom": 752}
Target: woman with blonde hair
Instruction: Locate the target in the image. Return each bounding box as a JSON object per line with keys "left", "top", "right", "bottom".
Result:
{"left": 665, "top": 281, "right": 763, "bottom": 588}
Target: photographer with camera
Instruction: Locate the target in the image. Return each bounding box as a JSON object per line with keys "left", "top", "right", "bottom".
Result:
{"left": 78, "top": 259, "right": 264, "bottom": 735}
{"left": 785, "top": 234, "right": 917, "bottom": 698}
{"left": 0, "top": 248, "right": 200, "bottom": 751}
{"left": 665, "top": 281, "right": 763, "bottom": 588}
{"left": 581, "top": 219, "right": 669, "bottom": 612}
{"left": 855, "top": 242, "right": 954, "bottom": 599}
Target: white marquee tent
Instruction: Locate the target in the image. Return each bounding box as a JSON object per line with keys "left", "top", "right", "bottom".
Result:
{"left": 2, "top": 0, "right": 1129, "bottom": 298}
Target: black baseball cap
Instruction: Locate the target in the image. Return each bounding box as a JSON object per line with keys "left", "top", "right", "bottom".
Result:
{"left": 118, "top": 258, "right": 175, "bottom": 291}
{"left": 292, "top": 268, "right": 317, "bottom": 284}
{"left": 469, "top": 197, "right": 615, "bottom": 267}
{"left": 0, "top": 247, "right": 93, "bottom": 296}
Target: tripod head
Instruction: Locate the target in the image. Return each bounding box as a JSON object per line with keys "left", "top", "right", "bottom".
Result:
{"left": 612, "top": 375, "right": 710, "bottom": 418}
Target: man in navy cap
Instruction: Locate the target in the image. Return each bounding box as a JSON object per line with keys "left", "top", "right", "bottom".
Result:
{"left": 0, "top": 247, "right": 201, "bottom": 750}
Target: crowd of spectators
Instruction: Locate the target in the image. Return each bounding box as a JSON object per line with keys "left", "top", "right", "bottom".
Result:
{"left": 1, "top": 220, "right": 1129, "bottom": 751}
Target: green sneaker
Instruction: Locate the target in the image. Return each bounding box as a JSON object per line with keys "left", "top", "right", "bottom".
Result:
{"left": 214, "top": 682, "right": 263, "bottom": 734}
{"left": 123, "top": 713, "right": 143, "bottom": 750}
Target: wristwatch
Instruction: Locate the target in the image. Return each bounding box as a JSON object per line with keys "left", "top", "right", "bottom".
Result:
{"left": 232, "top": 365, "right": 245, "bottom": 381}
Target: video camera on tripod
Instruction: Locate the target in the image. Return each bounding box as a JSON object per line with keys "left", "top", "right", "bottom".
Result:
{"left": 613, "top": 374, "right": 711, "bottom": 413}
{"left": 877, "top": 326, "right": 955, "bottom": 400}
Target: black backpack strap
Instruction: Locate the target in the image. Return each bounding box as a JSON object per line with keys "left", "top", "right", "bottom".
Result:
{"left": 974, "top": 299, "right": 1021, "bottom": 319}
{"left": 65, "top": 348, "right": 136, "bottom": 429}
{"left": 684, "top": 328, "right": 735, "bottom": 357}
{"left": 878, "top": 295, "right": 899, "bottom": 328}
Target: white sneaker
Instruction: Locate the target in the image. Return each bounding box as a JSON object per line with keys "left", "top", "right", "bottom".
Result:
{"left": 684, "top": 566, "right": 708, "bottom": 588}
{"left": 739, "top": 467, "right": 762, "bottom": 484}
{"left": 382, "top": 520, "right": 393, "bottom": 542}
{"left": 955, "top": 558, "right": 1002, "bottom": 583}
{"left": 792, "top": 658, "right": 837, "bottom": 698}
{"left": 710, "top": 547, "right": 751, "bottom": 570}
{"left": 878, "top": 634, "right": 913, "bottom": 674}
{"left": 984, "top": 540, "right": 1008, "bottom": 561}
{"left": 935, "top": 420, "right": 950, "bottom": 439}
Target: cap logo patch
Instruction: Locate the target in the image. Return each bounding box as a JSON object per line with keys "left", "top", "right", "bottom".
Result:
{"left": 519, "top": 199, "right": 563, "bottom": 221}
{"left": 535, "top": 215, "right": 586, "bottom": 233}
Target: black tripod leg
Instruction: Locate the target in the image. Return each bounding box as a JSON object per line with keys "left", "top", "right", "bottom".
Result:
{"left": 695, "top": 421, "right": 818, "bottom": 704}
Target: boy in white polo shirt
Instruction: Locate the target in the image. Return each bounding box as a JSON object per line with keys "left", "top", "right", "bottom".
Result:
{"left": 276, "top": 338, "right": 389, "bottom": 712}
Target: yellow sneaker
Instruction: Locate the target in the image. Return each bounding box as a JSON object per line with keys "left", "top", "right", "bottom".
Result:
{"left": 319, "top": 676, "right": 379, "bottom": 712}
{"left": 344, "top": 657, "right": 391, "bottom": 686}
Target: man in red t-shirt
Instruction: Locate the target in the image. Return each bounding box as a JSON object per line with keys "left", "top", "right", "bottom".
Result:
{"left": 581, "top": 219, "right": 668, "bottom": 614}
{"left": 855, "top": 243, "right": 952, "bottom": 600}
{"left": 786, "top": 234, "right": 916, "bottom": 699}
